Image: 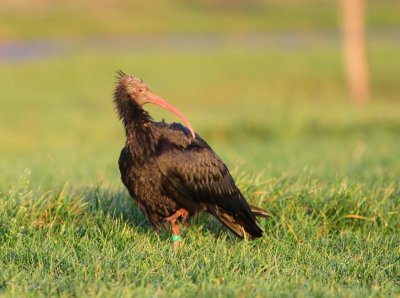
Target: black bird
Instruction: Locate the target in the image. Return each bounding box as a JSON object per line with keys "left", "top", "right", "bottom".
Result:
{"left": 113, "top": 71, "right": 268, "bottom": 248}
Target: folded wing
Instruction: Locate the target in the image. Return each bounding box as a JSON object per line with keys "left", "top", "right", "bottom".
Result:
{"left": 156, "top": 134, "right": 263, "bottom": 238}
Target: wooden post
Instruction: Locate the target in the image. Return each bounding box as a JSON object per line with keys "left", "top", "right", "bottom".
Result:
{"left": 341, "top": 0, "right": 370, "bottom": 104}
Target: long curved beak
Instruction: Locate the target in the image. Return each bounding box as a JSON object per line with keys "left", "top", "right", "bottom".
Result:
{"left": 147, "top": 92, "right": 196, "bottom": 139}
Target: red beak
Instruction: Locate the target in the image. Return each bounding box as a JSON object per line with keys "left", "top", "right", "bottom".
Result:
{"left": 147, "top": 92, "right": 195, "bottom": 139}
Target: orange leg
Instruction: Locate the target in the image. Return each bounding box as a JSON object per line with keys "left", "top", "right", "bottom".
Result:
{"left": 164, "top": 208, "right": 189, "bottom": 252}
{"left": 164, "top": 208, "right": 189, "bottom": 224}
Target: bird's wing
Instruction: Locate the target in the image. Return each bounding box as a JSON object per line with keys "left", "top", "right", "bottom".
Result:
{"left": 156, "top": 138, "right": 255, "bottom": 221}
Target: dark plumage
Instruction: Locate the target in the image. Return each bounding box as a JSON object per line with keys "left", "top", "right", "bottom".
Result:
{"left": 113, "top": 71, "right": 268, "bottom": 241}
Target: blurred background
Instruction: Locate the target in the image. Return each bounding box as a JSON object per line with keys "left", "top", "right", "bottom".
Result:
{"left": 0, "top": 0, "right": 399, "bottom": 189}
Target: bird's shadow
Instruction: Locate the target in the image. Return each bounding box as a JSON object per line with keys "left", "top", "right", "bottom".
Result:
{"left": 81, "top": 186, "right": 152, "bottom": 235}
{"left": 81, "top": 186, "right": 232, "bottom": 240}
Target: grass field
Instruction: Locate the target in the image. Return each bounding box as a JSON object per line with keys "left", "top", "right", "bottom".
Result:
{"left": 1, "top": 1, "right": 400, "bottom": 297}
{"left": 1, "top": 0, "right": 400, "bottom": 39}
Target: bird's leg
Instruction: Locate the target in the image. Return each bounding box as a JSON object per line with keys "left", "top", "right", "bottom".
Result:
{"left": 164, "top": 208, "right": 189, "bottom": 224}
{"left": 164, "top": 208, "right": 189, "bottom": 252}
{"left": 170, "top": 218, "right": 180, "bottom": 252}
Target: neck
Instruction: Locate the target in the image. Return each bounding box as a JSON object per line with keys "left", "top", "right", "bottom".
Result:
{"left": 120, "top": 102, "right": 157, "bottom": 164}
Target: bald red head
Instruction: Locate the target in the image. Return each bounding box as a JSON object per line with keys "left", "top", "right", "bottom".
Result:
{"left": 115, "top": 71, "right": 195, "bottom": 138}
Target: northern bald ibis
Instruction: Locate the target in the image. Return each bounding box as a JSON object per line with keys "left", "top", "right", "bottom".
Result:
{"left": 113, "top": 71, "right": 268, "bottom": 250}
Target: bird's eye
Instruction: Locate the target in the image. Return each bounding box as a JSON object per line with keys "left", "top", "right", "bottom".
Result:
{"left": 138, "top": 89, "right": 143, "bottom": 93}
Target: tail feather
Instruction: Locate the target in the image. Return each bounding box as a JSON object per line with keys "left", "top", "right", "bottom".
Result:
{"left": 208, "top": 205, "right": 263, "bottom": 239}
{"left": 250, "top": 205, "right": 270, "bottom": 218}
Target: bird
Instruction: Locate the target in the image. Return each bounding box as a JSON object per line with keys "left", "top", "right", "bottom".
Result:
{"left": 113, "top": 71, "right": 268, "bottom": 250}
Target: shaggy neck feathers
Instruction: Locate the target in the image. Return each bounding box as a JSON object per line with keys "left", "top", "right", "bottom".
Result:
{"left": 114, "top": 94, "right": 157, "bottom": 165}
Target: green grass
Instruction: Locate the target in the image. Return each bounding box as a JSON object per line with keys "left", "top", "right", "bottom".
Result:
{"left": 1, "top": 30, "right": 400, "bottom": 297}
{"left": 1, "top": 173, "right": 398, "bottom": 297}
